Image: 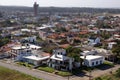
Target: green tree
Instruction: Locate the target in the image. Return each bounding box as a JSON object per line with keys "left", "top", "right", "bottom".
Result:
{"left": 66, "top": 46, "right": 83, "bottom": 66}
{"left": 112, "top": 40, "right": 120, "bottom": 63}
{"left": 0, "top": 38, "right": 10, "bottom": 47}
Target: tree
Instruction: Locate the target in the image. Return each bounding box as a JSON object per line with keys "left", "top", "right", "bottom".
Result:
{"left": 66, "top": 46, "right": 83, "bottom": 66}
{"left": 0, "top": 38, "right": 10, "bottom": 47}
{"left": 67, "top": 53, "right": 80, "bottom": 62}
{"left": 66, "top": 46, "right": 82, "bottom": 54}
{"left": 112, "top": 40, "right": 120, "bottom": 63}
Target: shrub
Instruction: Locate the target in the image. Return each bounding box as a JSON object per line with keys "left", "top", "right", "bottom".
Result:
{"left": 56, "top": 71, "right": 72, "bottom": 77}
{"left": 38, "top": 67, "right": 55, "bottom": 73}
{"left": 16, "top": 62, "right": 33, "bottom": 68}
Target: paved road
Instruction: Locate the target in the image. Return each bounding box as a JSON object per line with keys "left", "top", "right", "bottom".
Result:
{"left": 0, "top": 61, "right": 120, "bottom": 80}
{"left": 0, "top": 61, "right": 67, "bottom": 80}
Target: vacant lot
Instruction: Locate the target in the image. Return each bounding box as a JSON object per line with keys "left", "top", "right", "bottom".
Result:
{"left": 0, "top": 66, "right": 42, "bottom": 80}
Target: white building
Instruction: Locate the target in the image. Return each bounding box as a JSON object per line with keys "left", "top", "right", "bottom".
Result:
{"left": 11, "top": 43, "right": 50, "bottom": 66}
{"left": 108, "top": 42, "right": 117, "bottom": 49}
{"left": 11, "top": 46, "right": 32, "bottom": 61}
{"left": 38, "top": 30, "right": 47, "bottom": 40}
{"left": 80, "top": 55, "right": 104, "bottom": 67}
{"left": 24, "top": 55, "right": 50, "bottom": 66}
{"left": 22, "top": 36, "right": 36, "bottom": 43}
{"left": 88, "top": 37, "right": 101, "bottom": 46}
{"left": 80, "top": 50, "right": 98, "bottom": 56}
{"left": 11, "top": 44, "right": 41, "bottom": 61}
{"left": 49, "top": 49, "right": 74, "bottom": 71}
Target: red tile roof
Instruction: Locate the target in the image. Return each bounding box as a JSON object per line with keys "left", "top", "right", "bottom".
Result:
{"left": 59, "top": 44, "right": 70, "bottom": 49}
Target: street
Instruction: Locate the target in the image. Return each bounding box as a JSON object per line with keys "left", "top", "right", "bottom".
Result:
{"left": 0, "top": 61, "right": 120, "bottom": 80}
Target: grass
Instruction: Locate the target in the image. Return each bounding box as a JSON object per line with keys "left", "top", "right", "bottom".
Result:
{"left": 94, "top": 75, "right": 114, "bottom": 80}
{"left": 94, "top": 74, "right": 120, "bottom": 80}
{"left": 0, "top": 66, "right": 42, "bottom": 80}
{"left": 95, "top": 61, "right": 114, "bottom": 69}
{"left": 16, "top": 62, "right": 33, "bottom": 68}
{"left": 103, "top": 61, "right": 114, "bottom": 67}
{"left": 38, "top": 66, "right": 55, "bottom": 73}
{"left": 56, "top": 71, "right": 72, "bottom": 77}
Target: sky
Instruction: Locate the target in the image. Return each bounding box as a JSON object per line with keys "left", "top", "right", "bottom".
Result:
{"left": 0, "top": 0, "right": 120, "bottom": 8}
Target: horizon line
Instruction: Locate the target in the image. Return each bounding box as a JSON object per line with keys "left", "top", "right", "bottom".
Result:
{"left": 0, "top": 5, "right": 120, "bottom": 9}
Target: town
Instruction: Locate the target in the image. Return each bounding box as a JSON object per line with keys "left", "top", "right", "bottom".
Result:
{"left": 0, "top": 1, "right": 120, "bottom": 80}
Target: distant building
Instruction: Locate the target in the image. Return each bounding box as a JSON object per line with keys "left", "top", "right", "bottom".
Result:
{"left": 33, "top": 2, "right": 39, "bottom": 17}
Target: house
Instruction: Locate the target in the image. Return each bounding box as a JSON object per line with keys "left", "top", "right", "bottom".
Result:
{"left": 108, "top": 42, "right": 117, "bottom": 49}
{"left": 95, "top": 48, "right": 114, "bottom": 61}
{"left": 10, "top": 43, "right": 41, "bottom": 61}
{"left": 38, "top": 30, "right": 47, "bottom": 40}
{"left": 80, "top": 55, "right": 104, "bottom": 67}
{"left": 10, "top": 43, "right": 50, "bottom": 66}
{"left": 0, "top": 42, "right": 19, "bottom": 59}
{"left": 21, "top": 36, "right": 36, "bottom": 43}
{"left": 80, "top": 50, "right": 98, "bottom": 56}
{"left": 24, "top": 51, "right": 50, "bottom": 66}
{"left": 67, "top": 35, "right": 74, "bottom": 44}
{"left": 11, "top": 46, "right": 32, "bottom": 61}
{"left": 49, "top": 49, "right": 74, "bottom": 71}
{"left": 88, "top": 37, "right": 101, "bottom": 46}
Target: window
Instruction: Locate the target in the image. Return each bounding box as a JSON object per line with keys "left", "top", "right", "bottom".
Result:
{"left": 92, "top": 62, "right": 94, "bottom": 66}
{"left": 55, "top": 60, "right": 57, "bottom": 63}
{"left": 60, "top": 61, "right": 62, "bottom": 64}
{"left": 96, "top": 61, "right": 98, "bottom": 65}
{"left": 100, "top": 60, "right": 102, "bottom": 64}
{"left": 27, "top": 50, "right": 30, "bottom": 52}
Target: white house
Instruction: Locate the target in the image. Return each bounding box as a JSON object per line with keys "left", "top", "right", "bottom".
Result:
{"left": 24, "top": 55, "right": 50, "bottom": 66}
{"left": 38, "top": 30, "right": 47, "bottom": 40}
{"left": 49, "top": 49, "right": 74, "bottom": 71}
{"left": 88, "top": 37, "right": 101, "bottom": 46}
{"left": 22, "top": 36, "right": 36, "bottom": 43}
{"left": 108, "top": 42, "right": 117, "bottom": 49}
{"left": 80, "top": 50, "right": 98, "bottom": 56}
{"left": 11, "top": 46, "right": 32, "bottom": 61}
{"left": 80, "top": 55, "right": 104, "bottom": 67}
{"left": 11, "top": 44, "right": 41, "bottom": 61}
